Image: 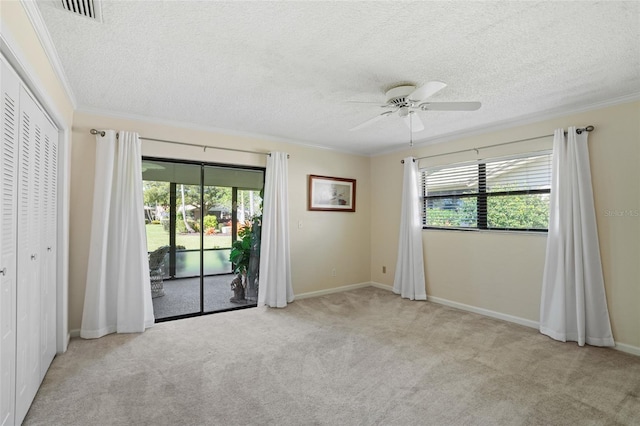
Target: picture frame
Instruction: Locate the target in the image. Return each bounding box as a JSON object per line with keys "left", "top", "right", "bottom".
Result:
{"left": 308, "top": 175, "right": 356, "bottom": 212}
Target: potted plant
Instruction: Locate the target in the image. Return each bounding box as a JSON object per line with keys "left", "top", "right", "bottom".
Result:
{"left": 229, "top": 220, "right": 252, "bottom": 302}
{"left": 229, "top": 216, "right": 261, "bottom": 303}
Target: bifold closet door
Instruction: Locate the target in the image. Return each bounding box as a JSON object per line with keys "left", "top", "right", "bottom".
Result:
{"left": 15, "top": 87, "right": 43, "bottom": 424}
{"left": 39, "top": 112, "right": 57, "bottom": 380}
{"left": 1, "top": 57, "right": 58, "bottom": 426}
{"left": 0, "top": 57, "right": 19, "bottom": 426}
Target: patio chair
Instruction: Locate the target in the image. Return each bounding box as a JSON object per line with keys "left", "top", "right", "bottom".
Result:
{"left": 149, "top": 245, "right": 170, "bottom": 298}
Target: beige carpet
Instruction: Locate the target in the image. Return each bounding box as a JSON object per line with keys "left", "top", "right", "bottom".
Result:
{"left": 24, "top": 287, "right": 640, "bottom": 425}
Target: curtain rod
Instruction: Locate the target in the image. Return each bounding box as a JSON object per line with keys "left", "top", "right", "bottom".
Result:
{"left": 89, "top": 129, "right": 282, "bottom": 157}
{"left": 400, "top": 125, "right": 594, "bottom": 163}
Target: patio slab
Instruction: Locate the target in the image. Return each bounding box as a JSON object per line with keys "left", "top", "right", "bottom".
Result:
{"left": 152, "top": 274, "right": 254, "bottom": 320}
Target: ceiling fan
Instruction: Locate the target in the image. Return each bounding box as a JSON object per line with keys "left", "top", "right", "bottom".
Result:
{"left": 349, "top": 81, "right": 481, "bottom": 132}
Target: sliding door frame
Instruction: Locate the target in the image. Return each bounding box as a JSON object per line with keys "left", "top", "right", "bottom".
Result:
{"left": 143, "top": 156, "right": 265, "bottom": 323}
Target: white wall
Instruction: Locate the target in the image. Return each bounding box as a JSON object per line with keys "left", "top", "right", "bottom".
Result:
{"left": 0, "top": 2, "right": 74, "bottom": 123}
{"left": 371, "top": 100, "right": 640, "bottom": 351}
{"left": 68, "top": 111, "right": 372, "bottom": 331}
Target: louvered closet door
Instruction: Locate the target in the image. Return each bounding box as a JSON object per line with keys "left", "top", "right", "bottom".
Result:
{"left": 39, "top": 116, "right": 57, "bottom": 380}
{"left": 0, "top": 58, "right": 19, "bottom": 426}
{"left": 15, "top": 87, "right": 42, "bottom": 425}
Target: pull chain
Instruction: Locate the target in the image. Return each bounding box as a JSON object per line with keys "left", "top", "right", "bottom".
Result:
{"left": 409, "top": 113, "right": 414, "bottom": 147}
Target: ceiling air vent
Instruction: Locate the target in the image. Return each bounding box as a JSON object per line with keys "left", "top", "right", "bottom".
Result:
{"left": 56, "top": 0, "right": 102, "bottom": 22}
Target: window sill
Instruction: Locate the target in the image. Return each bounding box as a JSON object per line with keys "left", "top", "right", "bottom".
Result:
{"left": 422, "top": 227, "right": 548, "bottom": 236}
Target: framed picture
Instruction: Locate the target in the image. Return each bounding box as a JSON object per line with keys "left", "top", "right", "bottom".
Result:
{"left": 308, "top": 175, "right": 356, "bottom": 212}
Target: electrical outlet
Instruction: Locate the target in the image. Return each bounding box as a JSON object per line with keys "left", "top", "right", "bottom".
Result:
{"left": 382, "top": 266, "right": 386, "bottom": 273}
{"left": 331, "top": 268, "right": 337, "bottom": 277}
{"left": 298, "top": 220, "right": 303, "bottom": 229}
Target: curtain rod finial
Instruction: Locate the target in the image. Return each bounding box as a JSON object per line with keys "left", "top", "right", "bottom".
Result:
{"left": 576, "top": 125, "right": 595, "bottom": 135}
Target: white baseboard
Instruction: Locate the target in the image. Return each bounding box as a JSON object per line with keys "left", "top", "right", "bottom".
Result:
{"left": 371, "top": 281, "right": 538, "bottom": 329}
{"left": 426, "top": 295, "right": 540, "bottom": 329}
{"left": 68, "top": 284, "right": 640, "bottom": 356}
{"left": 368, "top": 282, "right": 640, "bottom": 357}
{"left": 295, "top": 282, "right": 374, "bottom": 300}
{"left": 369, "top": 282, "right": 394, "bottom": 292}
{"left": 614, "top": 342, "right": 640, "bottom": 357}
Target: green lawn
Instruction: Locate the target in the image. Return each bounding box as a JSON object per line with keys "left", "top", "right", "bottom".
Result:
{"left": 145, "top": 224, "right": 232, "bottom": 251}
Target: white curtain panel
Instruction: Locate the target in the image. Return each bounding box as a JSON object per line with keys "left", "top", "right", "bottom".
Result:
{"left": 258, "top": 152, "right": 294, "bottom": 308}
{"left": 539, "top": 128, "right": 614, "bottom": 347}
{"left": 393, "top": 157, "right": 427, "bottom": 300}
{"left": 80, "top": 131, "right": 155, "bottom": 339}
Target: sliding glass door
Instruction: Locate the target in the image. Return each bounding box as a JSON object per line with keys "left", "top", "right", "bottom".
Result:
{"left": 142, "top": 158, "right": 264, "bottom": 321}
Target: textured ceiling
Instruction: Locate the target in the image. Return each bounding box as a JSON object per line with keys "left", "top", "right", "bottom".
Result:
{"left": 36, "top": 1, "right": 640, "bottom": 155}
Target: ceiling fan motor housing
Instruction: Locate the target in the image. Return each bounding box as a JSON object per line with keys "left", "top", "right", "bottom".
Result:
{"left": 385, "top": 85, "right": 416, "bottom": 107}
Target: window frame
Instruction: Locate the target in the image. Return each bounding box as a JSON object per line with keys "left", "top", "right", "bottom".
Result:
{"left": 421, "top": 151, "right": 551, "bottom": 233}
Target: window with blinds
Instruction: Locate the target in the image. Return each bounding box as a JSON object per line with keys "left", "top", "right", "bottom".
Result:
{"left": 421, "top": 151, "right": 552, "bottom": 231}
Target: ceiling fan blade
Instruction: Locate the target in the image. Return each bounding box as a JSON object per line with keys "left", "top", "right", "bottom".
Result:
{"left": 345, "top": 100, "right": 384, "bottom": 104}
{"left": 419, "top": 101, "right": 481, "bottom": 111}
{"left": 403, "top": 112, "right": 425, "bottom": 132}
{"left": 408, "top": 81, "right": 447, "bottom": 101}
{"left": 349, "top": 111, "right": 393, "bottom": 131}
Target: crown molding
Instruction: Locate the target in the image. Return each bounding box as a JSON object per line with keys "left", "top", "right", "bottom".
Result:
{"left": 371, "top": 92, "right": 640, "bottom": 157}
{"left": 76, "top": 105, "right": 368, "bottom": 157}
{"left": 20, "top": 0, "right": 77, "bottom": 109}
{"left": 77, "top": 90, "right": 640, "bottom": 159}
{"left": 1, "top": 32, "right": 66, "bottom": 131}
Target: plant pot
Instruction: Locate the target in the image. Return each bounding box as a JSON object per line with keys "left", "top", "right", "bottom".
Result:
{"left": 229, "top": 273, "right": 246, "bottom": 303}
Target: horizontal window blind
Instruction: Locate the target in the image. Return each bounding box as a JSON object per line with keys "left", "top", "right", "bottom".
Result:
{"left": 485, "top": 152, "right": 551, "bottom": 193}
{"left": 421, "top": 151, "right": 552, "bottom": 231}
